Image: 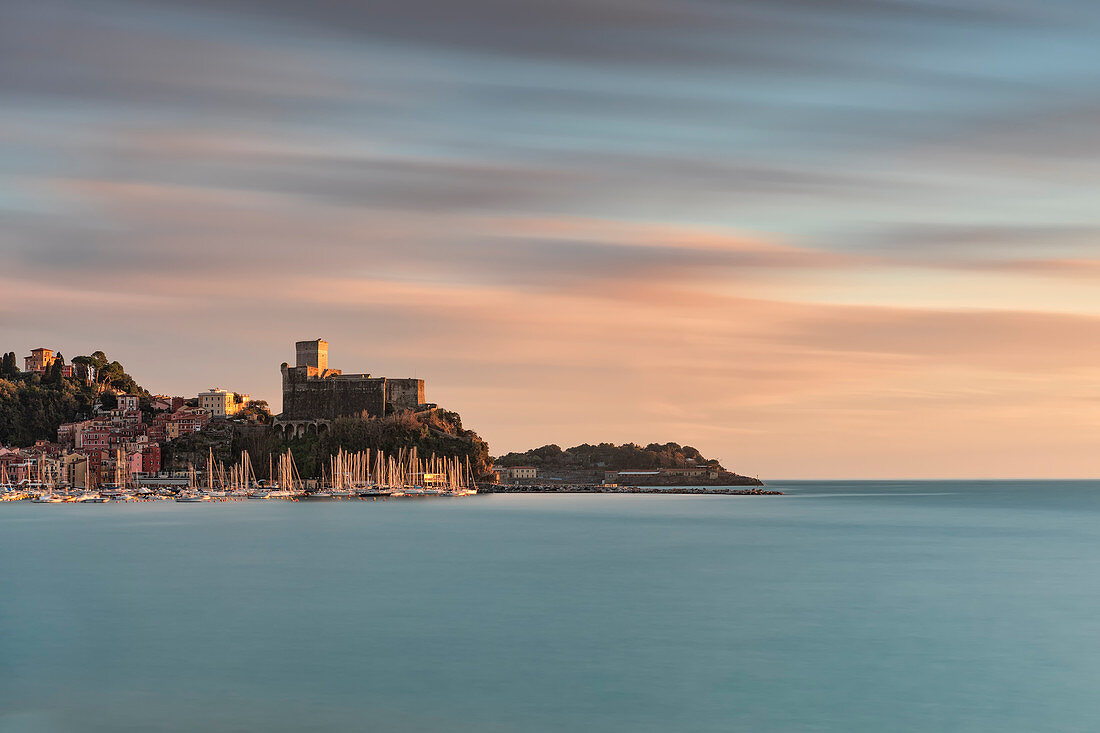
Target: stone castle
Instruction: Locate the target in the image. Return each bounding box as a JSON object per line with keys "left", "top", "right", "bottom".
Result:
{"left": 275, "top": 340, "right": 425, "bottom": 438}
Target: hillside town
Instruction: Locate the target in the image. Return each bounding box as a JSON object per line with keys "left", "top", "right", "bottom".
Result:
{"left": 0, "top": 347, "right": 255, "bottom": 492}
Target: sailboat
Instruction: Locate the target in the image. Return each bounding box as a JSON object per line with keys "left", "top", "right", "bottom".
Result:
{"left": 31, "top": 456, "right": 63, "bottom": 502}
{"left": 357, "top": 450, "right": 391, "bottom": 496}
{"left": 205, "top": 449, "right": 227, "bottom": 497}
{"left": 266, "top": 451, "right": 303, "bottom": 499}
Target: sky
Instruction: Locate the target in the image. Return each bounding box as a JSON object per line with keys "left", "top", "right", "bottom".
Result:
{"left": 3, "top": 0, "right": 1100, "bottom": 478}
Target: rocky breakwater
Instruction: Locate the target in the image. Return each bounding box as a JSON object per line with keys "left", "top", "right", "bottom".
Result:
{"left": 479, "top": 484, "right": 782, "bottom": 495}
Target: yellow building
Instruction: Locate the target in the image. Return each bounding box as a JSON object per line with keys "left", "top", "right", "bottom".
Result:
{"left": 198, "top": 388, "right": 250, "bottom": 418}
{"left": 510, "top": 466, "right": 538, "bottom": 480}
{"left": 62, "top": 453, "right": 90, "bottom": 490}
{"left": 24, "top": 347, "right": 55, "bottom": 372}
{"left": 493, "top": 465, "right": 538, "bottom": 482}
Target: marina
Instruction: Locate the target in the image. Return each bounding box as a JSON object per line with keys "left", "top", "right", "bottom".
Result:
{"left": 1, "top": 446, "right": 479, "bottom": 503}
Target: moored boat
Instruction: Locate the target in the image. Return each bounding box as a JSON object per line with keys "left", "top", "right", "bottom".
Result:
{"left": 357, "top": 488, "right": 389, "bottom": 497}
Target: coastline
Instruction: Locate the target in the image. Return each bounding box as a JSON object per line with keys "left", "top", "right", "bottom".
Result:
{"left": 477, "top": 484, "right": 782, "bottom": 495}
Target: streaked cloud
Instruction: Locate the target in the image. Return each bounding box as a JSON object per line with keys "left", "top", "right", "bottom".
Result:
{"left": 3, "top": 0, "right": 1100, "bottom": 477}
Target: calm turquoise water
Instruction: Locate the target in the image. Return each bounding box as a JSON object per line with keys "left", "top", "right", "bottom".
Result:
{"left": 3, "top": 481, "right": 1100, "bottom": 732}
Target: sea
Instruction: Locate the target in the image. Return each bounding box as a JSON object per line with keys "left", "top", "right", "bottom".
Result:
{"left": 3, "top": 480, "right": 1100, "bottom": 732}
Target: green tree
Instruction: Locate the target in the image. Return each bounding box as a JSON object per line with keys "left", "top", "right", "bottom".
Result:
{"left": 44, "top": 353, "right": 65, "bottom": 385}
{"left": 237, "top": 400, "right": 272, "bottom": 424}
{"left": 96, "top": 360, "right": 145, "bottom": 395}
{"left": 0, "top": 352, "right": 17, "bottom": 378}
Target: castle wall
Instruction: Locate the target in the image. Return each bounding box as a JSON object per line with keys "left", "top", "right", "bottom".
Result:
{"left": 386, "top": 379, "right": 425, "bottom": 411}
{"left": 281, "top": 365, "right": 386, "bottom": 420}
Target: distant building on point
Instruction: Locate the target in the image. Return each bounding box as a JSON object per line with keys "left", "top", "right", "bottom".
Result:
{"left": 494, "top": 465, "right": 538, "bottom": 482}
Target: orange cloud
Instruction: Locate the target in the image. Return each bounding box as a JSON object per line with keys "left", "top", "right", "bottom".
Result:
{"left": 7, "top": 176, "right": 1100, "bottom": 478}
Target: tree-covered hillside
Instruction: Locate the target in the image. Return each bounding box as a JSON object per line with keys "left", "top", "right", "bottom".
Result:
{"left": 0, "top": 349, "right": 148, "bottom": 446}
{"left": 495, "top": 442, "right": 723, "bottom": 471}
{"left": 161, "top": 409, "right": 493, "bottom": 479}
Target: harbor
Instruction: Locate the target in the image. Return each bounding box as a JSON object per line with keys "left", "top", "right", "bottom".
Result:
{"left": 2, "top": 440, "right": 782, "bottom": 504}
{"left": 0, "top": 447, "right": 479, "bottom": 503}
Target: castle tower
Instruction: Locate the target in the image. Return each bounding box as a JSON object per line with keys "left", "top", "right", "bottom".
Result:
{"left": 295, "top": 339, "right": 328, "bottom": 371}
